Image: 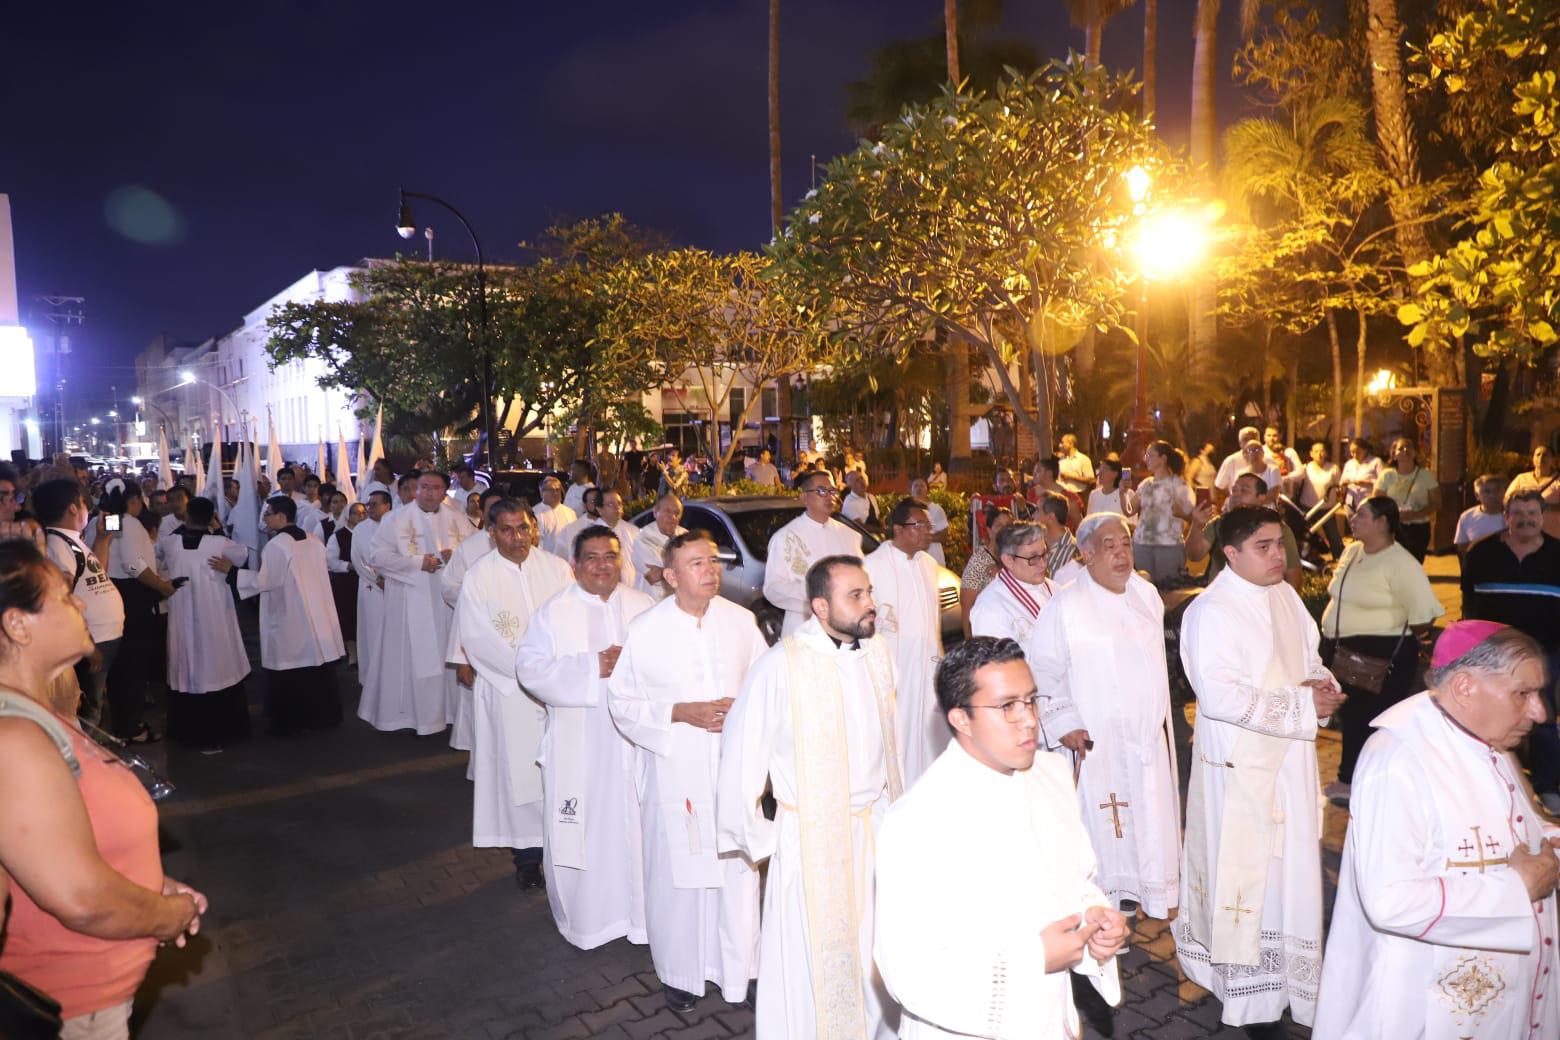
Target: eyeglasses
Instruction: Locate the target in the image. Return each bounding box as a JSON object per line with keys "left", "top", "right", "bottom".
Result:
{"left": 962, "top": 695, "right": 1040, "bottom": 724}
{"left": 804, "top": 487, "right": 838, "bottom": 498}
{"left": 897, "top": 520, "right": 932, "bottom": 529}
{"left": 1004, "top": 552, "right": 1047, "bottom": 566}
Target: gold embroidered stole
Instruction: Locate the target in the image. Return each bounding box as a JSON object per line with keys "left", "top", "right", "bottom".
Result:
{"left": 783, "top": 635, "right": 902, "bottom": 1039}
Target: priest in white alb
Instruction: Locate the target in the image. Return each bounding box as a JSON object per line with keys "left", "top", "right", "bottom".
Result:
{"left": 610, "top": 530, "right": 765, "bottom": 1012}
{"left": 1175, "top": 505, "right": 1345, "bottom": 1031}
{"left": 516, "top": 522, "right": 655, "bottom": 947}
{"left": 875, "top": 637, "right": 1127, "bottom": 1039}
{"left": 968, "top": 521, "right": 1056, "bottom": 646}
{"left": 360, "top": 470, "right": 467, "bottom": 735}
{"left": 533, "top": 476, "right": 577, "bottom": 558}
{"left": 442, "top": 487, "right": 502, "bottom": 755}
{"left": 1026, "top": 512, "right": 1181, "bottom": 918}
{"left": 350, "top": 490, "right": 391, "bottom": 700}
{"left": 451, "top": 500, "right": 573, "bottom": 889}
{"left": 718, "top": 554, "right": 903, "bottom": 1039}
{"left": 631, "top": 493, "right": 685, "bottom": 600}
{"left": 763, "top": 470, "right": 864, "bottom": 636}
{"left": 210, "top": 495, "right": 345, "bottom": 736}
{"left": 863, "top": 497, "right": 945, "bottom": 786}
{"left": 1315, "top": 621, "right": 1560, "bottom": 1039}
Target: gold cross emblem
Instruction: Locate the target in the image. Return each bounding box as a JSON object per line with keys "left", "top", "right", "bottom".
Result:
{"left": 1223, "top": 892, "right": 1255, "bottom": 929}
{"left": 1445, "top": 826, "right": 1509, "bottom": 874}
{"left": 1098, "top": 792, "right": 1129, "bottom": 839}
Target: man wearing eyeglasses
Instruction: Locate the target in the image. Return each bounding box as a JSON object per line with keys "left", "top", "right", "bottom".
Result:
{"left": 763, "top": 470, "right": 863, "bottom": 636}
{"left": 865, "top": 498, "right": 945, "bottom": 787}
{"left": 969, "top": 521, "right": 1055, "bottom": 645}
{"left": 1025, "top": 512, "right": 1182, "bottom": 922}
{"left": 874, "top": 637, "right": 1127, "bottom": 1038}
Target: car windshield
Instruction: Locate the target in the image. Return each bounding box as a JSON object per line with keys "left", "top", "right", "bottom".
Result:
{"left": 731, "top": 505, "right": 879, "bottom": 563}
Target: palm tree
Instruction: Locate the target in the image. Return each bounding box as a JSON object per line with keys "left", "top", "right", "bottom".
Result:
{"left": 769, "top": 0, "right": 781, "bottom": 235}
{"left": 1064, "top": 0, "right": 1134, "bottom": 66}
{"left": 946, "top": 0, "right": 959, "bottom": 83}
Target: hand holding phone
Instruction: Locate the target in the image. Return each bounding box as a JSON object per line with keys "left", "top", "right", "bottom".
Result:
{"left": 104, "top": 514, "right": 122, "bottom": 533}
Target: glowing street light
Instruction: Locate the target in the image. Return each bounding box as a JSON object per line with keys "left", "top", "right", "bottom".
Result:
{"left": 131, "top": 395, "right": 143, "bottom": 406}
{"left": 1132, "top": 209, "right": 1211, "bottom": 281}
{"left": 1126, "top": 165, "right": 1151, "bottom": 205}
{"left": 178, "top": 369, "right": 195, "bottom": 386}
{"left": 90, "top": 417, "right": 100, "bottom": 426}
{"left": 1366, "top": 368, "right": 1398, "bottom": 395}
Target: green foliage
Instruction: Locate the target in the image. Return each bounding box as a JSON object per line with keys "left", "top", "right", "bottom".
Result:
{"left": 1404, "top": 0, "right": 1560, "bottom": 358}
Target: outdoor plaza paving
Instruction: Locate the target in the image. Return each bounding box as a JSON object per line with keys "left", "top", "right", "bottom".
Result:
{"left": 130, "top": 557, "right": 1465, "bottom": 1039}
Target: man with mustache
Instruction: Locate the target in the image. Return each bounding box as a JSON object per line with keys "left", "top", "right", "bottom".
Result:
{"left": 1462, "top": 489, "right": 1560, "bottom": 813}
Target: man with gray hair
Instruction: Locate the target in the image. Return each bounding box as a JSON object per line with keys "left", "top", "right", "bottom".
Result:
{"left": 969, "top": 521, "right": 1055, "bottom": 645}
{"left": 631, "top": 493, "right": 686, "bottom": 600}
{"left": 1454, "top": 472, "right": 1508, "bottom": 560}
{"left": 534, "top": 475, "right": 577, "bottom": 558}
{"left": 1315, "top": 621, "right": 1559, "bottom": 1038}
{"left": 1025, "top": 512, "right": 1181, "bottom": 919}
{"left": 1212, "top": 426, "right": 1263, "bottom": 509}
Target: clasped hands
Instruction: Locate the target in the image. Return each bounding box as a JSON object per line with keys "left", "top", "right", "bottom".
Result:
{"left": 1042, "top": 905, "right": 1129, "bottom": 972}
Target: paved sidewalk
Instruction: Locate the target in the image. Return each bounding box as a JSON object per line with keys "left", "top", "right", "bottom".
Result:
{"left": 129, "top": 557, "right": 1465, "bottom": 1038}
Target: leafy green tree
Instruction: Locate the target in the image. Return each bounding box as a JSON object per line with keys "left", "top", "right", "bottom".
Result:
{"left": 774, "top": 60, "right": 1174, "bottom": 453}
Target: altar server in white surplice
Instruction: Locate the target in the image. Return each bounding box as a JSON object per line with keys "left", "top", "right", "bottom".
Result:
{"left": 610, "top": 530, "right": 766, "bottom": 1013}
{"left": 876, "top": 637, "right": 1127, "bottom": 1039}
{"left": 360, "top": 470, "right": 467, "bottom": 735}
{"left": 452, "top": 500, "right": 573, "bottom": 889}
{"left": 1315, "top": 621, "right": 1560, "bottom": 1040}
{"left": 718, "top": 555, "right": 903, "bottom": 1039}
{"left": 763, "top": 470, "right": 864, "bottom": 636}
{"left": 863, "top": 497, "right": 945, "bottom": 787}
{"left": 1174, "top": 505, "right": 1345, "bottom": 1030}
{"left": 442, "top": 487, "right": 502, "bottom": 755}
{"left": 968, "top": 521, "right": 1056, "bottom": 646}
{"left": 534, "top": 476, "right": 577, "bottom": 558}
{"left": 1026, "top": 513, "right": 1181, "bottom": 918}
{"left": 631, "top": 493, "right": 686, "bottom": 601}
{"left": 350, "top": 491, "right": 391, "bottom": 698}
{"left": 516, "top": 523, "right": 654, "bottom": 949}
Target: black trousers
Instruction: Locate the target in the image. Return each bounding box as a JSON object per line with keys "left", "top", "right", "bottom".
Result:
{"left": 107, "top": 579, "right": 159, "bottom": 738}
{"left": 1328, "top": 633, "right": 1421, "bottom": 783}
{"left": 1398, "top": 522, "right": 1431, "bottom": 562}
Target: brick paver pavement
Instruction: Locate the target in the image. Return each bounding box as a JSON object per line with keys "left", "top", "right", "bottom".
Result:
{"left": 127, "top": 557, "right": 1464, "bottom": 1038}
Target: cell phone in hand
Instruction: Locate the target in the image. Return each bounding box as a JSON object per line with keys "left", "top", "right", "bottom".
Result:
{"left": 104, "top": 514, "right": 122, "bottom": 532}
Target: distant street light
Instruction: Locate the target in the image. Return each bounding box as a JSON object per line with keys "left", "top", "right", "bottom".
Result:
{"left": 90, "top": 417, "right": 100, "bottom": 425}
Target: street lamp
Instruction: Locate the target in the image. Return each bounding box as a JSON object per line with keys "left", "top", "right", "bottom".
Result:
{"left": 396, "top": 188, "right": 495, "bottom": 470}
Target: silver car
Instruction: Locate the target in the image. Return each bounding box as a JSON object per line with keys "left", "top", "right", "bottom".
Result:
{"left": 631, "top": 495, "right": 962, "bottom": 645}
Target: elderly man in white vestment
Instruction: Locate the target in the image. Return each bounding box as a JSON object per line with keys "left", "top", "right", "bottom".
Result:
{"left": 1026, "top": 513, "right": 1181, "bottom": 918}
{"left": 968, "top": 521, "right": 1055, "bottom": 646}
{"left": 442, "top": 487, "right": 504, "bottom": 755}
{"left": 350, "top": 491, "right": 390, "bottom": 700}
{"left": 864, "top": 497, "right": 945, "bottom": 787}
{"left": 876, "top": 637, "right": 1127, "bottom": 1038}
{"left": 611, "top": 530, "right": 765, "bottom": 1012}
{"left": 763, "top": 470, "right": 864, "bottom": 636}
{"left": 718, "top": 555, "right": 903, "bottom": 1039}
{"left": 1315, "top": 621, "right": 1560, "bottom": 1039}
{"left": 631, "top": 493, "right": 686, "bottom": 600}
{"left": 210, "top": 495, "right": 345, "bottom": 736}
{"left": 516, "top": 523, "right": 653, "bottom": 946}
{"left": 360, "top": 471, "right": 467, "bottom": 735}
{"left": 534, "top": 476, "right": 577, "bottom": 558}
{"left": 450, "top": 501, "right": 573, "bottom": 890}
{"left": 1174, "top": 505, "right": 1345, "bottom": 1032}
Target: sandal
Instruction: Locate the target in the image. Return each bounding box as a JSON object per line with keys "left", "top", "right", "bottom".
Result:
{"left": 128, "top": 724, "right": 162, "bottom": 745}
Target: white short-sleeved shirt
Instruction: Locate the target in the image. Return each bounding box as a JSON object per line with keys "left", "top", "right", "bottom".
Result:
{"left": 101, "top": 516, "right": 158, "bottom": 581}
{"left": 1454, "top": 506, "right": 1507, "bottom": 548}
{"left": 46, "top": 527, "right": 125, "bottom": 643}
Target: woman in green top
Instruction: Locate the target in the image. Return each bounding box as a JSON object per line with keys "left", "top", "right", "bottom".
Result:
{"left": 1319, "top": 496, "right": 1445, "bottom": 801}
{"left": 1372, "top": 437, "right": 1441, "bottom": 561}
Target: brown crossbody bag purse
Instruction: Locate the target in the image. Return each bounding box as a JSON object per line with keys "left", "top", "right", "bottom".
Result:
{"left": 1327, "top": 560, "right": 1410, "bottom": 695}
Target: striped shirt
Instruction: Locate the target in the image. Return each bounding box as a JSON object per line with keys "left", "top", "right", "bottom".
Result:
{"left": 1460, "top": 533, "right": 1560, "bottom": 649}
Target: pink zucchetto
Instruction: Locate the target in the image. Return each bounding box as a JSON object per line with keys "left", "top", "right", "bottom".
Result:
{"left": 1430, "top": 620, "right": 1510, "bottom": 670}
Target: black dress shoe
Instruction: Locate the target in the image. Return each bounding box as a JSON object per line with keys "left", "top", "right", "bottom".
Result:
{"left": 1120, "top": 899, "right": 1141, "bottom": 915}
{"left": 1244, "top": 1022, "right": 1287, "bottom": 1039}
{"left": 515, "top": 862, "right": 545, "bottom": 890}
{"left": 663, "top": 985, "right": 698, "bottom": 1012}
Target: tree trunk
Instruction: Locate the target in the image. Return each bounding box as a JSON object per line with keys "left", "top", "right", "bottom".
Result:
{"left": 1261, "top": 323, "right": 1273, "bottom": 414}
{"left": 768, "top": 0, "right": 782, "bottom": 236}
{"left": 1187, "top": 0, "right": 1221, "bottom": 374}
{"left": 1076, "top": 328, "right": 1097, "bottom": 377}
{"left": 945, "top": 339, "right": 972, "bottom": 475}
{"left": 944, "top": 0, "right": 959, "bottom": 83}
{"left": 1143, "top": 0, "right": 1157, "bottom": 122}
{"left": 1086, "top": 22, "right": 1103, "bottom": 67}
{"left": 1029, "top": 343, "right": 1054, "bottom": 458}
{"left": 1288, "top": 351, "right": 1300, "bottom": 450}
{"left": 1355, "top": 311, "right": 1369, "bottom": 446}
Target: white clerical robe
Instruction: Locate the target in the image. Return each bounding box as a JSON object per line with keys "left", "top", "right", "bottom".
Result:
{"left": 161, "top": 529, "right": 250, "bottom": 693}
{"left": 348, "top": 517, "right": 385, "bottom": 697}
{"left": 515, "top": 582, "right": 653, "bottom": 950}
{"left": 560, "top": 515, "right": 638, "bottom": 586}
{"left": 610, "top": 596, "right": 766, "bottom": 1002}
{"left": 441, "top": 531, "right": 496, "bottom": 755}
{"left": 876, "top": 742, "right": 1122, "bottom": 1039}
{"left": 968, "top": 568, "right": 1054, "bottom": 646}
{"left": 763, "top": 514, "right": 864, "bottom": 635}
{"left": 452, "top": 548, "right": 573, "bottom": 849}
{"left": 864, "top": 542, "right": 945, "bottom": 787}
{"left": 1026, "top": 569, "right": 1180, "bottom": 917}
{"left": 535, "top": 502, "right": 577, "bottom": 558}
{"left": 360, "top": 502, "right": 464, "bottom": 735}
{"left": 1174, "top": 567, "right": 1333, "bottom": 1027}
{"left": 631, "top": 522, "right": 686, "bottom": 600}
{"left": 1315, "top": 692, "right": 1560, "bottom": 1039}
{"left": 563, "top": 481, "right": 593, "bottom": 516}
{"left": 717, "top": 617, "right": 902, "bottom": 1040}
{"left": 236, "top": 529, "right": 344, "bottom": 670}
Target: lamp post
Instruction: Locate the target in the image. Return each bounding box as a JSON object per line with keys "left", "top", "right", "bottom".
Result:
{"left": 396, "top": 189, "right": 494, "bottom": 470}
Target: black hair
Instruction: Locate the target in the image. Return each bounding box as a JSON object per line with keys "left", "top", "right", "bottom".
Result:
{"left": 303, "top": 474, "right": 321, "bottom": 488}
{"left": 478, "top": 486, "right": 505, "bottom": 506}
{"left": 397, "top": 473, "right": 418, "bottom": 490}
{"left": 488, "top": 497, "right": 532, "bottom": 524}
{"left": 1149, "top": 440, "right": 1186, "bottom": 476}
{"left": 419, "top": 470, "right": 451, "bottom": 487}
{"left": 1218, "top": 505, "right": 1285, "bottom": 551}
{"left": 805, "top": 553, "right": 865, "bottom": 604}
{"left": 1037, "top": 455, "right": 1061, "bottom": 480}
{"left": 1361, "top": 494, "right": 1401, "bottom": 538}
{"left": 794, "top": 468, "right": 834, "bottom": 492}
{"left": 583, "top": 487, "right": 604, "bottom": 512}
{"left": 266, "top": 495, "right": 297, "bottom": 523}
{"left": 571, "top": 459, "right": 599, "bottom": 482}
{"left": 572, "top": 523, "right": 619, "bottom": 561}
{"left": 1037, "top": 491, "right": 1069, "bottom": 526}
{"left": 368, "top": 490, "right": 393, "bottom": 507}
{"left": 0, "top": 540, "right": 56, "bottom": 648}
{"left": 935, "top": 636, "right": 1027, "bottom": 717}
{"left": 186, "top": 496, "right": 216, "bottom": 528}
{"left": 661, "top": 529, "right": 717, "bottom": 569}
{"left": 100, "top": 481, "right": 143, "bottom": 516}
{"left": 887, "top": 497, "right": 925, "bottom": 530}
{"left": 277, "top": 466, "right": 295, "bottom": 480}
{"left": 166, "top": 485, "right": 190, "bottom": 502}
{"left": 1233, "top": 472, "right": 1269, "bottom": 495}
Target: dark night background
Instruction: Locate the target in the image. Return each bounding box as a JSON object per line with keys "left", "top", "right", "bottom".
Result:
{"left": 1, "top": 1, "right": 1246, "bottom": 415}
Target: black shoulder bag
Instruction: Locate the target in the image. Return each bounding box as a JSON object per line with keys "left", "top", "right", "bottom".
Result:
{"left": 1326, "top": 558, "right": 1409, "bottom": 695}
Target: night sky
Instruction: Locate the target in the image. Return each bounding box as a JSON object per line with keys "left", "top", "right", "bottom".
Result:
{"left": 3, "top": 1, "right": 1244, "bottom": 415}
